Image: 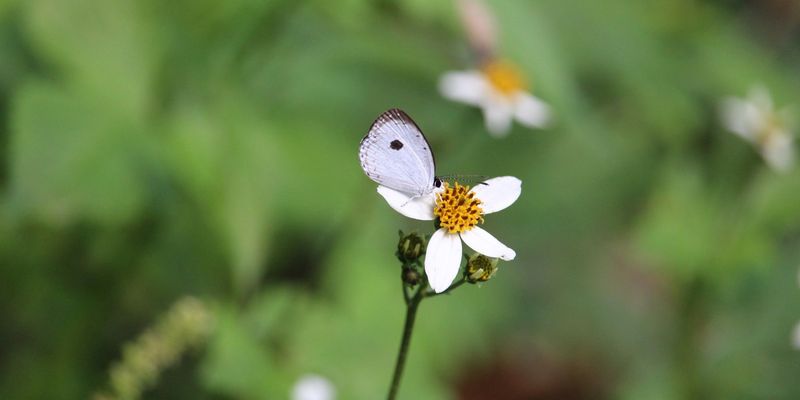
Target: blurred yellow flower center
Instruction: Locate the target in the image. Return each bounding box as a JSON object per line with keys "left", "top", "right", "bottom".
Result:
{"left": 756, "top": 116, "right": 785, "bottom": 146}
{"left": 434, "top": 182, "right": 484, "bottom": 234}
{"left": 482, "top": 61, "right": 526, "bottom": 95}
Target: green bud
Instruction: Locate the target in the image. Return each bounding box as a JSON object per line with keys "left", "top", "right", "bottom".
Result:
{"left": 465, "top": 254, "right": 499, "bottom": 283}
{"left": 401, "top": 267, "right": 421, "bottom": 286}
{"left": 396, "top": 232, "right": 425, "bottom": 263}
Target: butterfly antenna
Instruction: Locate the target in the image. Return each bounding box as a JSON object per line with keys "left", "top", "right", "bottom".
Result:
{"left": 436, "top": 174, "right": 489, "bottom": 186}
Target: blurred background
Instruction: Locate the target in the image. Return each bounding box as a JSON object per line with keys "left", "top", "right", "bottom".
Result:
{"left": 1, "top": 0, "right": 800, "bottom": 399}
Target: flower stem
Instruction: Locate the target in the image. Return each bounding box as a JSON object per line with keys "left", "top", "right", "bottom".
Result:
{"left": 423, "top": 277, "right": 467, "bottom": 298}
{"left": 387, "top": 289, "right": 422, "bottom": 400}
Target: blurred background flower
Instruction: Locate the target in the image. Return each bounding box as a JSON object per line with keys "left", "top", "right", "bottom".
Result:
{"left": 291, "top": 374, "right": 336, "bottom": 400}
{"left": 720, "top": 85, "right": 795, "bottom": 172}
{"left": 439, "top": 61, "right": 552, "bottom": 136}
{"left": 1, "top": 0, "right": 800, "bottom": 399}
{"left": 440, "top": 0, "right": 551, "bottom": 136}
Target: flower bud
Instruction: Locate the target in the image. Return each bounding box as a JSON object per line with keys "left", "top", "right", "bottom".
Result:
{"left": 396, "top": 231, "right": 425, "bottom": 263}
{"left": 402, "top": 267, "right": 422, "bottom": 286}
{"left": 465, "top": 253, "right": 499, "bottom": 283}
{"left": 96, "top": 296, "right": 214, "bottom": 400}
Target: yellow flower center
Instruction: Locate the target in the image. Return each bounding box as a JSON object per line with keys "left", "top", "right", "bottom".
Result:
{"left": 482, "top": 60, "right": 527, "bottom": 95}
{"left": 434, "top": 182, "right": 484, "bottom": 234}
{"left": 756, "top": 115, "right": 785, "bottom": 146}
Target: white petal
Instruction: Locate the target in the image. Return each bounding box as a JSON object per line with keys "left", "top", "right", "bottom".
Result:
{"left": 761, "top": 132, "right": 795, "bottom": 173}
{"left": 460, "top": 226, "right": 516, "bottom": 260}
{"left": 720, "top": 98, "right": 762, "bottom": 142}
{"left": 513, "top": 92, "right": 551, "bottom": 128}
{"left": 376, "top": 186, "right": 435, "bottom": 220}
{"left": 292, "top": 374, "right": 336, "bottom": 400}
{"left": 481, "top": 99, "right": 514, "bottom": 137}
{"left": 792, "top": 321, "right": 800, "bottom": 350}
{"left": 438, "top": 71, "right": 488, "bottom": 106}
{"left": 470, "top": 176, "right": 521, "bottom": 214}
{"left": 425, "top": 228, "right": 463, "bottom": 293}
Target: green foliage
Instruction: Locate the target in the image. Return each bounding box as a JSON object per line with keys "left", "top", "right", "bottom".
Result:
{"left": 1, "top": 0, "right": 800, "bottom": 399}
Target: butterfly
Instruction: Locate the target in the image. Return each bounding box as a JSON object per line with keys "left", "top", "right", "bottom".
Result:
{"left": 359, "top": 109, "right": 441, "bottom": 196}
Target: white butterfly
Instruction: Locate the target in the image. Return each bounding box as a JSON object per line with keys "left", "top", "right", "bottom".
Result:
{"left": 359, "top": 109, "right": 441, "bottom": 196}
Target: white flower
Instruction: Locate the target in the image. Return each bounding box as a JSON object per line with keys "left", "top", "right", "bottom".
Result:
{"left": 720, "top": 86, "right": 795, "bottom": 172}
{"left": 439, "top": 60, "right": 551, "bottom": 137}
{"left": 795, "top": 268, "right": 800, "bottom": 350}
{"left": 793, "top": 321, "right": 800, "bottom": 350}
{"left": 377, "top": 176, "right": 520, "bottom": 293}
{"left": 291, "top": 374, "right": 335, "bottom": 400}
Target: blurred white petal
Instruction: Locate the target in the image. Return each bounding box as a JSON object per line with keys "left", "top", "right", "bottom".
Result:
{"left": 793, "top": 322, "right": 800, "bottom": 350}
{"left": 720, "top": 97, "right": 762, "bottom": 141}
{"left": 377, "top": 186, "right": 436, "bottom": 220}
{"left": 761, "top": 132, "right": 795, "bottom": 173}
{"left": 460, "top": 226, "right": 515, "bottom": 260}
{"left": 470, "top": 176, "right": 521, "bottom": 214}
{"left": 513, "top": 92, "right": 551, "bottom": 128}
{"left": 292, "top": 374, "right": 336, "bottom": 400}
{"left": 425, "top": 228, "right": 463, "bottom": 293}
{"left": 481, "top": 99, "right": 514, "bottom": 137}
{"left": 439, "top": 71, "right": 487, "bottom": 106}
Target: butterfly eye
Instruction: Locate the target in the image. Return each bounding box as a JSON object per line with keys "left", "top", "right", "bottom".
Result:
{"left": 433, "top": 177, "right": 442, "bottom": 187}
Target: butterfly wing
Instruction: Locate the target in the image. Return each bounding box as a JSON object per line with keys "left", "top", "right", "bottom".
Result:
{"left": 359, "top": 109, "right": 436, "bottom": 195}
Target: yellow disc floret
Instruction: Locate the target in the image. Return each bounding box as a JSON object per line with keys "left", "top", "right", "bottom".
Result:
{"left": 482, "top": 60, "right": 527, "bottom": 95}
{"left": 756, "top": 115, "right": 785, "bottom": 146}
{"left": 434, "top": 182, "right": 484, "bottom": 234}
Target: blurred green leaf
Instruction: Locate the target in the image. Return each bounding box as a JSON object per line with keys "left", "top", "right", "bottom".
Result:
{"left": 1, "top": 1, "right": 800, "bottom": 399}
{"left": 7, "top": 82, "right": 146, "bottom": 224}
{"left": 202, "top": 307, "right": 280, "bottom": 399}
{"left": 635, "top": 166, "right": 719, "bottom": 279}
{"left": 24, "top": 0, "right": 157, "bottom": 118}
{"left": 166, "top": 93, "right": 275, "bottom": 295}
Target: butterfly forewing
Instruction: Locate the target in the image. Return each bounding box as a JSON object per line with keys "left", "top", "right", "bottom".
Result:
{"left": 359, "top": 109, "right": 436, "bottom": 195}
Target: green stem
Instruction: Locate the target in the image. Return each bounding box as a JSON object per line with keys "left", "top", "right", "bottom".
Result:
{"left": 387, "top": 290, "right": 422, "bottom": 400}
{"left": 676, "top": 277, "right": 707, "bottom": 399}
{"left": 387, "top": 271, "right": 467, "bottom": 398}
{"left": 423, "top": 277, "right": 467, "bottom": 298}
{"left": 402, "top": 280, "right": 412, "bottom": 305}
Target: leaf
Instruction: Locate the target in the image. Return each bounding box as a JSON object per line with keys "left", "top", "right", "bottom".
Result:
{"left": 7, "top": 81, "right": 145, "bottom": 224}
{"left": 201, "top": 307, "right": 279, "bottom": 399}
{"left": 24, "top": 0, "right": 156, "bottom": 118}
{"left": 166, "top": 93, "right": 276, "bottom": 295}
